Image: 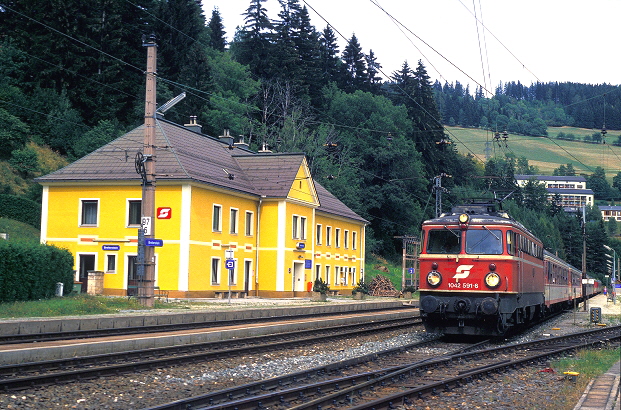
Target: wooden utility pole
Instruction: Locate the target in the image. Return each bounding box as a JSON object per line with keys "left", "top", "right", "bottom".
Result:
{"left": 139, "top": 34, "right": 157, "bottom": 307}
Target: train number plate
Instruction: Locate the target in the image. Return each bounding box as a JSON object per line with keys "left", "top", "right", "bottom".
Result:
{"left": 448, "top": 282, "right": 479, "bottom": 289}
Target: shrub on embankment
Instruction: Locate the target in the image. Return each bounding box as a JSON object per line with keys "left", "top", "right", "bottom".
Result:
{"left": 0, "top": 240, "right": 74, "bottom": 303}
{"left": 0, "top": 194, "right": 41, "bottom": 228}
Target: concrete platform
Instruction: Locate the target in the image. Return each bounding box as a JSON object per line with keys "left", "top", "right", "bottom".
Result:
{"left": 574, "top": 360, "right": 620, "bottom": 410}
{"left": 0, "top": 300, "right": 406, "bottom": 336}
{"left": 0, "top": 301, "right": 416, "bottom": 365}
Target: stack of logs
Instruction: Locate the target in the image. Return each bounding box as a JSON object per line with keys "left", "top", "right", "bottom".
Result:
{"left": 368, "top": 274, "right": 399, "bottom": 297}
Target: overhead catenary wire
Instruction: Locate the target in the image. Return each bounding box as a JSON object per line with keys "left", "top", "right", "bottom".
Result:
{"left": 3, "top": 0, "right": 617, "bottom": 178}
{"left": 303, "top": 0, "right": 485, "bottom": 162}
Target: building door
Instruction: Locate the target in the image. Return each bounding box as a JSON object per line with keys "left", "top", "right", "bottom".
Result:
{"left": 244, "top": 260, "right": 251, "bottom": 294}
{"left": 127, "top": 255, "right": 138, "bottom": 296}
{"left": 78, "top": 254, "right": 95, "bottom": 293}
{"left": 293, "top": 262, "right": 305, "bottom": 292}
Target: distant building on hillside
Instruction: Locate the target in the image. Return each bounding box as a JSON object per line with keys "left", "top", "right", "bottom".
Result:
{"left": 599, "top": 206, "right": 621, "bottom": 222}
{"left": 515, "top": 175, "right": 594, "bottom": 212}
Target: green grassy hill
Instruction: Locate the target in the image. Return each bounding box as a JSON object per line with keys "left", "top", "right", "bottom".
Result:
{"left": 447, "top": 126, "right": 621, "bottom": 179}
{"left": 0, "top": 218, "right": 40, "bottom": 242}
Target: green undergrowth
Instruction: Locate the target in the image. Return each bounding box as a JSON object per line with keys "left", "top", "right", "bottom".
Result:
{"left": 547, "top": 347, "right": 621, "bottom": 409}
{"left": 554, "top": 347, "right": 621, "bottom": 378}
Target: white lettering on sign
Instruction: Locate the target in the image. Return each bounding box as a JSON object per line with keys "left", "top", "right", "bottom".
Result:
{"left": 141, "top": 217, "right": 151, "bottom": 235}
{"left": 157, "top": 207, "right": 172, "bottom": 219}
{"left": 453, "top": 265, "right": 474, "bottom": 280}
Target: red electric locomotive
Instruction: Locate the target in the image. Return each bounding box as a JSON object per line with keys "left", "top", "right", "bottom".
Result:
{"left": 418, "top": 202, "right": 584, "bottom": 337}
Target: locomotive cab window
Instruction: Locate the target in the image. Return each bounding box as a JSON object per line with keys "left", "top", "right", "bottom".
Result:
{"left": 465, "top": 228, "right": 503, "bottom": 254}
{"left": 426, "top": 229, "right": 460, "bottom": 254}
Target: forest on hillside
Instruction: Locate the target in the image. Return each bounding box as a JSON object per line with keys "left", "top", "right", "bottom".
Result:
{"left": 1, "top": 0, "right": 620, "bottom": 278}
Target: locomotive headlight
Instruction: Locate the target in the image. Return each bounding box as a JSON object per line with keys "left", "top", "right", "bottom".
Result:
{"left": 427, "top": 271, "right": 442, "bottom": 287}
{"left": 484, "top": 272, "right": 501, "bottom": 288}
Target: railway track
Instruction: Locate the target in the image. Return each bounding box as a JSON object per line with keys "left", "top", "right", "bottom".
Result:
{"left": 0, "top": 305, "right": 412, "bottom": 345}
{"left": 0, "top": 316, "right": 422, "bottom": 391}
{"left": 144, "top": 324, "right": 621, "bottom": 410}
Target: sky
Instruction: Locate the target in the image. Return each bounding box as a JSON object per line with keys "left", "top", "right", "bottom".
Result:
{"left": 201, "top": 0, "right": 620, "bottom": 95}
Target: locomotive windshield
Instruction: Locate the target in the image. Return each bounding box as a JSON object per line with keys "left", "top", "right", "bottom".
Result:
{"left": 465, "top": 228, "right": 503, "bottom": 254}
{"left": 426, "top": 228, "right": 460, "bottom": 254}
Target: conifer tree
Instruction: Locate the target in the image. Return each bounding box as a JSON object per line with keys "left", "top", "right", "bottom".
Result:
{"left": 340, "top": 34, "right": 367, "bottom": 92}
{"left": 232, "top": 0, "right": 274, "bottom": 79}
{"left": 319, "top": 26, "right": 341, "bottom": 86}
{"left": 365, "top": 50, "right": 382, "bottom": 94}
{"left": 207, "top": 7, "right": 227, "bottom": 51}
{"left": 294, "top": 6, "right": 322, "bottom": 105}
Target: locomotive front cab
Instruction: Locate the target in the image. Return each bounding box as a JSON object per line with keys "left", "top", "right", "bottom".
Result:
{"left": 418, "top": 210, "right": 527, "bottom": 336}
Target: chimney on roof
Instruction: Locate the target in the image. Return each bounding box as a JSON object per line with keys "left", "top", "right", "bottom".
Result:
{"left": 258, "top": 142, "right": 272, "bottom": 153}
{"left": 234, "top": 135, "right": 250, "bottom": 149}
{"left": 184, "top": 116, "right": 202, "bottom": 133}
{"left": 219, "top": 129, "right": 234, "bottom": 147}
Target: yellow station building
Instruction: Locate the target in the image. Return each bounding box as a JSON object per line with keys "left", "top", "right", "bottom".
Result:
{"left": 36, "top": 118, "right": 367, "bottom": 298}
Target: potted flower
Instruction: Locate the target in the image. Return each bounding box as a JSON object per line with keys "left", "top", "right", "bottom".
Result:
{"left": 402, "top": 285, "right": 417, "bottom": 299}
{"left": 352, "top": 279, "right": 369, "bottom": 300}
{"left": 312, "top": 278, "right": 329, "bottom": 301}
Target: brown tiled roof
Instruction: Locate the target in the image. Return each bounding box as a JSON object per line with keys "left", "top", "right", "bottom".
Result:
{"left": 36, "top": 119, "right": 367, "bottom": 223}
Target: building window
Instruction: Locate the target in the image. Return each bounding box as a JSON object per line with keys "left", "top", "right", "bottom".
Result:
{"left": 127, "top": 255, "right": 138, "bottom": 282}
{"left": 213, "top": 205, "right": 222, "bottom": 232}
{"left": 227, "top": 259, "right": 236, "bottom": 285}
{"left": 315, "top": 264, "right": 321, "bottom": 280}
{"left": 245, "top": 211, "right": 254, "bottom": 236}
{"left": 106, "top": 254, "right": 116, "bottom": 273}
{"left": 316, "top": 224, "right": 322, "bottom": 245}
{"left": 230, "top": 208, "right": 239, "bottom": 234}
{"left": 335, "top": 228, "right": 341, "bottom": 248}
{"left": 80, "top": 199, "right": 98, "bottom": 226}
{"left": 211, "top": 257, "right": 220, "bottom": 284}
{"left": 352, "top": 231, "right": 357, "bottom": 250}
{"left": 300, "top": 216, "right": 307, "bottom": 239}
{"left": 128, "top": 200, "right": 141, "bottom": 226}
{"left": 292, "top": 215, "right": 299, "bottom": 239}
{"left": 344, "top": 230, "right": 349, "bottom": 249}
{"left": 325, "top": 265, "right": 331, "bottom": 285}
{"left": 326, "top": 226, "right": 332, "bottom": 246}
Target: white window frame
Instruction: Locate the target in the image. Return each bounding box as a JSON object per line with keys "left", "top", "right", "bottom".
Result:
{"left": 79, "top": 198, "right": 99, "bottom": 226}
{"left": 245, "top": 211, "right": 254, "bottom": 236}
{"left": 325, "top": 265, "right": 331, "bottom": 285}
{"left": 300, "top": 216, "right": 307, "bottom": 240}
{"left": 226, "top": 258, "right": 237, "bottom": 285}
{"left": 344, "top": 230, "right": 349, "bottom": 249}
{"left": 292, "top": 215, "right": 300, "bottom": 239}
{"left": 352, "top": 231, "right": 357, "bottom": 250}
{"left": 211, "top": 257, "right": 221, "bottom": 284}
{"left": 316, "top": 224, "right": 322, "bottom": 245}
{"left": 335, "top": 228, "right": 341, "bottom": 248}
{"left": 326, "top": 226, "right": 332, "bottom": 246}
{"left": 212, "top": 204, "right": 222, "bottom": 232}
{"left": 230, "top": 208, "right": 239, "bottom": 234}
{"left": 127, "top": 199, "right": 142, "bottom": 227}
{"left": 315, "top": 264, "right": 321, "bottom": 280}
{"left": 105, "top": 254, "right": 117, "bottom": 273}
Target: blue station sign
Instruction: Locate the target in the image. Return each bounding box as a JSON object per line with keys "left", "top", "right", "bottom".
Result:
{"left": 145, "top": 239, "right": 164, "bottom": 247}
{"left": 102, "top": 245, "right": 120, "bottom": 251}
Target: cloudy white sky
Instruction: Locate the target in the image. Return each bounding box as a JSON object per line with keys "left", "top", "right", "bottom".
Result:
{"left": 201, "top": 0, "right": 620, "bottom": 94}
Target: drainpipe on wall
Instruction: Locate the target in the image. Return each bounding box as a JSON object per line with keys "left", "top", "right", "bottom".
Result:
{"left": 255, "top": 195, "right": 265, "bottom": 296}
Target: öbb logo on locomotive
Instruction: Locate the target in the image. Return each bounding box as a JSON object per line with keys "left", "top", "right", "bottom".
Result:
{"left": 418, "top": 202, "right": 601, "bottom": 337}
{"left": 453, "top": 265, "right": 474, "bottom": 280}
